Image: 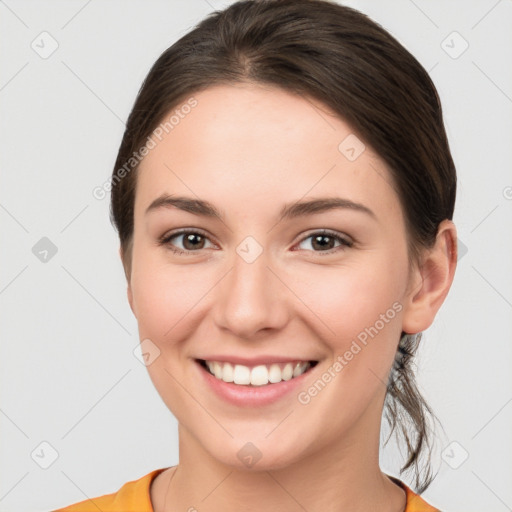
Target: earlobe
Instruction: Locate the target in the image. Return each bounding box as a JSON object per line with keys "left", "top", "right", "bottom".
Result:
{"left": 401, "top": 220, "right": 458, "bottom": 334}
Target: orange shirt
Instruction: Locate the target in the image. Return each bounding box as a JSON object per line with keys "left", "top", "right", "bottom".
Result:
{"left": 53, "top": 468, "right": 440, "bottom": 512}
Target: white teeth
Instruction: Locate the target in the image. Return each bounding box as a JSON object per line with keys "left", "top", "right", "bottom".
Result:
{"left": 282, "top": 363, "right": 293, "bottom": 381}
{"left": 221, "top": 362, "right": 234, "bottom": 383}
{"left": 233, "top": 364, "right": 251, "bottom": 385}
{"left": 268, "top": 364, "right": 282, "bottom": 384}
{"left": 203, "top": 360, "right": 312, "bottom": 386}
{"left": 250, "top": 365, "right": 268, "bottom": 386}
{"left": 213, "top": 361, "right": 223, "bottom": 380}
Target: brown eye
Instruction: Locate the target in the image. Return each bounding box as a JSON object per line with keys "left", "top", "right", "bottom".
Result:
{"left": 181, "top": 233, "right": 206, "bottom": 250}
{"left": 159, "top": 229, "right": 214, "bottom": 255}
{"left": 297, "top": 230, "right": 353, "bottom": 253}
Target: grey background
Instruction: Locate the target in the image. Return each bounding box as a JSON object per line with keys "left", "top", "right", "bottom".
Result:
{"left": 1, "top": 1, "right": 511, "bottom": 511}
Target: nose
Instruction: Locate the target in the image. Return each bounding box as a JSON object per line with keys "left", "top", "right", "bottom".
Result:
{"left": 213, "top": 246, "right": 289, "bottom": 339}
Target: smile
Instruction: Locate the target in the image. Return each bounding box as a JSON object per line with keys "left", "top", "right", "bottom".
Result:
{"left": 198, "top": 359, "right": 319, "bottom": 386}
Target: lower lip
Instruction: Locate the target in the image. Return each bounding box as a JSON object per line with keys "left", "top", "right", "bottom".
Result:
{"left": 194, "top": 360, "right": 317, "bottom": 407}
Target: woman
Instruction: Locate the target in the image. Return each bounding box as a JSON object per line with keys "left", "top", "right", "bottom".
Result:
{"left": 54, "top": 0, "right": 457, "bottom": 510}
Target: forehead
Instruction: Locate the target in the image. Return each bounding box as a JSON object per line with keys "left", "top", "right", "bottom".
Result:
{"left": 135, "top": 83, "right": 401, "bottom": 223}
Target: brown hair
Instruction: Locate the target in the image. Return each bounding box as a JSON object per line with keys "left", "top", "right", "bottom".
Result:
{"left": 110, "top": 0, "right": 456, "bottom": 493}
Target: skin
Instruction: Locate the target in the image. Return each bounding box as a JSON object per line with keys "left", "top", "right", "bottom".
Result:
{"left": 122, "top": 83, "right": 457, "bottom": 512}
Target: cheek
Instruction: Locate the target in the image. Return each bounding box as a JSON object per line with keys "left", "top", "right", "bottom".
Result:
{"left": 130, "top": 263, "right": 209, "bottom": 416}
{"left": 130, "top": 239, "right": 225, "bottom": 359}
{"left": 291, "top": 258, "right": 405, "bottom": 345}
{"left": 131, "top": 263, "right": 203, "bottom": 340}
{"left": 291, "top": 268, "right": 404, "bottom": 425}
{"left": 290, "top": 257, "right": 406, "bottom": 406}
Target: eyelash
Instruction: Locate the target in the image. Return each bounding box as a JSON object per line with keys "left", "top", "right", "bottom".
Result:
{"left": 157, "top": 228, "right": 353, "bottom": 256}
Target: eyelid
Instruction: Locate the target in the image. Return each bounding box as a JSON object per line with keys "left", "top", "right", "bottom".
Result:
{"left": 297, "top": 228, "right": 353, "bottom": 245}
{"left": 160, "top": 227, "right": 211, "bottom": 240}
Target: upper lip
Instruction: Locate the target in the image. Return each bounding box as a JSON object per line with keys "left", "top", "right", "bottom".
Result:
{"left": 196, "top": 355, "right": 318, "bottom": 366}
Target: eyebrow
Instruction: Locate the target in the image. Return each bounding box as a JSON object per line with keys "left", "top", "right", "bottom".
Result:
{"left": 145, "top": 194, "right": 376, "bottom": 221}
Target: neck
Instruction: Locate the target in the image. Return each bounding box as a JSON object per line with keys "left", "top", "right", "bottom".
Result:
{"left": 153, "top": 392, "right": 406, "bottom": 512}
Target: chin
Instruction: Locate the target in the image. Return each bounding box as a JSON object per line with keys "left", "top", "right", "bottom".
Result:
{"left": 200, "top": 432, "right": 315, "bottom": 473}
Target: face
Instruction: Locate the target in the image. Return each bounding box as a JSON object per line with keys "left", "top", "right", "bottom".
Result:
{"left": 127, "top": 83, "right": 415, "bottom": 469}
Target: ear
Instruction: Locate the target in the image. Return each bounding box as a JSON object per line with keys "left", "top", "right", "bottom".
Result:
{"left": 401, "top": 219, "right": 458, "bottom": 334}
{"left": 119, "top": 246, "right": 136, "bottom": 318}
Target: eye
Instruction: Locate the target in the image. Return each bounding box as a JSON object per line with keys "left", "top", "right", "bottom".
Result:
{"left": 158, "top": 228, "right": 353, "bottom": 256}
{"left": 158, "top": 229, "right": 215, "bottom": 256}
{"left": 295, "top": 230, "right": 353, "bottom": 254}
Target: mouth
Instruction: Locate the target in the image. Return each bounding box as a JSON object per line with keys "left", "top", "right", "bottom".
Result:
{"left": 195, "top": 358, "right": 319, "bottom": 387}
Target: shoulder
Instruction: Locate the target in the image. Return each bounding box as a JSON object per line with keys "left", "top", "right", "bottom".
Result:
{"left": 52, "top": 468, "right": 167, "bottom": 512}
{"left": 388, "top": 476, "right": 441, "bottom": 512}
